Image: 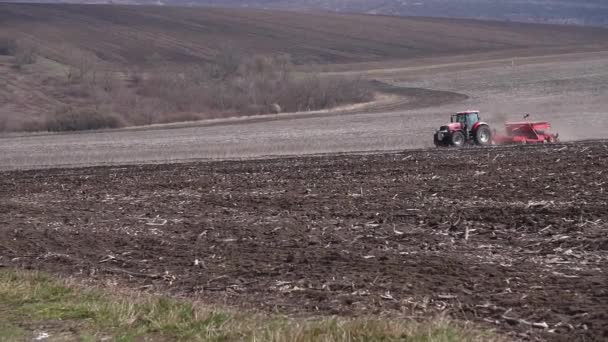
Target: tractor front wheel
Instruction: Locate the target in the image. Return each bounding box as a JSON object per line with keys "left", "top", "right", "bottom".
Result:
{"left": 474, "top": 125, "right": 492, "bottom": 146}
{"left": 450, "top": 131, "right": 465, "bottom": 147}
{"left": 434, "top": 133, "right": 441, "bottom": 147}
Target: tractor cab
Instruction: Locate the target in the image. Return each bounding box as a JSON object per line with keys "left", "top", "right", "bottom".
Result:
{"left": 434, "top": 110, "right": 492, "bottom": 147}
{"left": 451, "top": 111, "right": 481, "bottom": 131}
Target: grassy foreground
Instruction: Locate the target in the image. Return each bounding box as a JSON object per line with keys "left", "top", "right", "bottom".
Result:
{"left": 0, "top": 270, "right": 500, "bottom": 341}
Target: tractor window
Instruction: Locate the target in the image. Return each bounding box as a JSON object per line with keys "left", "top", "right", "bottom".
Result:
{"left": 453, "top": 113, "right": 479, "bottom": 127}
{"left": 457, "top": 115, "right": 467, "bottom": 125}
{"left": 466, "top": 113, "right": 479, "bottom": 127}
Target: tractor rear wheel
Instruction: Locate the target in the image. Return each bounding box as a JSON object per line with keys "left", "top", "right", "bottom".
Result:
{"left": 474, "top": 125, "right": 492, "bottom": 146}
{"left": 450, "top": 131, "right": 465, "bottom": 147}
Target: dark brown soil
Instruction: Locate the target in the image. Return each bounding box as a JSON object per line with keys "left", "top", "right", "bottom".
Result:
{"left": 1, "top": 142, "right": 607, "bottom": 341}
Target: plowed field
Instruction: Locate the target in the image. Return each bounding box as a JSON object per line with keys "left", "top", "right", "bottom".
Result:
{"left": 2, "top": 141, "right": 607, "bottom": 341}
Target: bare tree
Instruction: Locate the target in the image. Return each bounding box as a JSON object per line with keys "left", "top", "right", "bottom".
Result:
{"left": 11, "top": 40, "right": 38, "bottom": 69}
{"left": 60, "top": 47, "right": 98, "bottom": 83}
{"left": 211, "top": 44, "right": 243, "bottom": 80}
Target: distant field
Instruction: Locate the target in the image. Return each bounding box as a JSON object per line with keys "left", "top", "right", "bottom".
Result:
{"left": 3, "top": 3, "right": 607, "bottom": 133}
{"left": 5, "top": 0, "right": 608, "bottom": 27}
{"left": 1, "top": 3, "right": 608, "bottom": 134}
{"left": 175, "top": 0, "right": 608, "bottom": 27}
{"left": 2, "top": 50, "right": 607, "bottom": 170}
{"left": 1, "top": 3, "right": 608, "bottom": 67}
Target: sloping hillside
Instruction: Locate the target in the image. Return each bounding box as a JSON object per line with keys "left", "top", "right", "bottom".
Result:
{"left": 1, "top": 3, "right": 608, "bottom": 133}
{"left": 1, "top": 3, "right": 608, "bottom": 68}
{"left": 4, "top": 0, "right": 608, "bottom": 27}
{"left": 183, "top": 0, "right": 608, "bottom": 27}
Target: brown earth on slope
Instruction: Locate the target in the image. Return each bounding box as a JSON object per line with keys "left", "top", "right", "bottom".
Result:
{"left": 2, "top": 3, "right": 608, "bottom": 67}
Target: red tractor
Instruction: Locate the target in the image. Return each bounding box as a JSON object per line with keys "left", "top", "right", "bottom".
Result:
{"left": 433, "top": 111, "right": 492, "bottom": 147}
{"left": 434, "top": 111, "right": 559, "bottom": 147}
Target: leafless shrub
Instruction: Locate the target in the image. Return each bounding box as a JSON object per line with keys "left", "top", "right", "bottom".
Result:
{"left": 98, "top": 71, "right": 121, "bottom": 93}
{"left": 136, "top": 53, "right": 373, "bottom": 118}
{"left": 0, "top": 111, "right": 43, "bottom": 132}
{"left": 19, "top": 119, "right": 48, "bottom": 132}
{"left": 211, "top": 45, "right": 244, "bottom": 80}
{"left": 279, "top": 74, "right": 374, "bottom": 112}
{"left": 3, "top": 47, "right": 374, "bottom": 132}
{"left": 45, "top": 107, "right": 124, "bottom": 131}
{"left": 128, "top": 97, "right": 171, "bottom": 126}
{"left": 12, "top": 41, "right": 38, "bottom": 68}
{"left": 61, "top": 48, "right": 99, "bottom": 83}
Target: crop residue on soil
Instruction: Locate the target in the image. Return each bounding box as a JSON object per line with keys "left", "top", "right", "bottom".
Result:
{"left": 1, "top": 142, "right": 608, "bottom": 341}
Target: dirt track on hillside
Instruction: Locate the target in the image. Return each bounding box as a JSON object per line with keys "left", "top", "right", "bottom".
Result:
{"left": 2, "top": 142, "right": 607, "bottom": 341}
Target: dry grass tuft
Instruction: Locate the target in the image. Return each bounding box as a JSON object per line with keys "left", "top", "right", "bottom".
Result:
{"left": 0, "top": 270, "right": 503, "bottom": 341}
{"left": 44, "top": 107, "right": 125, "bottom": 131}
